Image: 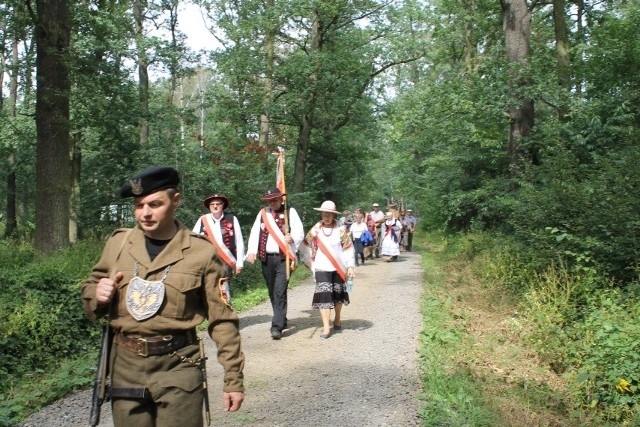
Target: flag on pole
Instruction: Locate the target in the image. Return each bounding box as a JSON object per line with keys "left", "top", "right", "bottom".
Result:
{"left": 274, "top": 147, "right": 286, "bottom": 194}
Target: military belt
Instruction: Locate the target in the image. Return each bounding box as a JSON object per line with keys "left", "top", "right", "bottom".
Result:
{"left": 115, "top": 329, "right": 197, "bottom": 357}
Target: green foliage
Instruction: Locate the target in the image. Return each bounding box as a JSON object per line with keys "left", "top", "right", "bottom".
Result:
{"left": 510, "top": 147, "right": 640, "bottom": 281}
{"left": 417, "top": 238, "right": 502, "bottom": 426}
{"left": 566, "top": 289, "right": 640, "bottom": 423}
{"left": 0, "top": 240, "right": 102, "bottom": 425}
{"left": 476, "top": 235, "right": 640, "bottom": 423}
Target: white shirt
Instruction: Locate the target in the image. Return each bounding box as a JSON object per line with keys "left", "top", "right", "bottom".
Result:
{"left": 192, "top": 213, "right": 245, "bottom": 269}
{"left": 350, "top": 222, "right": 367, "bottom": 239}
{"left": 369, "top": 210, "right": 384, "bottom": 223}
{"left": 313, "top": 225, "right": 355, "bottom": 271}
{"left": 246, "top": 207, "right": 304, "bottom": 256}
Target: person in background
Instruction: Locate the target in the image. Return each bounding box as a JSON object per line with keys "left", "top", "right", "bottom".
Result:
{"left": 399, "top": 210, "right": 409, "bottom": 252}
{"left": 349, "top": 213, "right": 368, "bottom": 266}
{"left": 380, "top": 211, "right": 402, "bottom": 262}
{"left": 193, "top": 193, "right": 244, "bottom": 299}
{"left": 369, "top": 203, "right": 385, "bottom": 258}
{"left": 245, "top": 187, "right": 304, "bottom": 340}
{"left": 364, "top": 210, "right": 376, "bottom": 260}
{"left": 81, "top": 166, "right": 244, "bottom": 426}
{"left": 300, "top": 201, "right": 355, "bottom": 339}
{"left": 405, "top": 209, "right": 417, "bottom": 251}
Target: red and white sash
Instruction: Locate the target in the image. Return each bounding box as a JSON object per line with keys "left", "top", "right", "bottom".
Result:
{"left": 315, "top": 232, "right": 347, "bottom": 281}
{"left": 201, "top": 215, "right": 236, "bottom": 269}
{"left": 260, "top": 208, "right": 297, "bottom": 265}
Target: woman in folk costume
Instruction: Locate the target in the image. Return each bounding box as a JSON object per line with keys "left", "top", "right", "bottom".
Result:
{"left": 300, "top": 201, "right": 355, "bottom": 339}
{"left": 380, "top": 211, "right": 402, "bottom": 261}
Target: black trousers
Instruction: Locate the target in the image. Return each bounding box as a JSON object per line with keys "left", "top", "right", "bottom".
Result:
{"left": 261, "top": 255, "right": 289, "bottom": 332}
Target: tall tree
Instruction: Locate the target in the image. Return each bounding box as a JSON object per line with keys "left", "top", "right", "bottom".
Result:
{"left": 31, "top": 0, "right": 72, "bottom": 253}
{"left": 134, "top": 0, "right": 150, "bottom": 146}
{"left": 501, "top": 0, "right": 534, "bottom": 186}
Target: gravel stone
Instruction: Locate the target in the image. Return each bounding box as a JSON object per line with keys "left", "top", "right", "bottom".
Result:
{"left": 20, "top": 252, "right": 423, "bottom": 427}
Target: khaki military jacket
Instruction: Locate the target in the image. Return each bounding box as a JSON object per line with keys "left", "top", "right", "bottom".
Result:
{"left": 81, "top": 222, "right": 244, "bottom": 392}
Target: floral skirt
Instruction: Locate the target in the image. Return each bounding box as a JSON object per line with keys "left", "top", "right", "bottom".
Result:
{"left": 311, "top": 270, "right": 350, "bottom": 309}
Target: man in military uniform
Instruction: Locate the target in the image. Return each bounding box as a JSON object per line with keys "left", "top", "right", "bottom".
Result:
{"left": 81, "top": 166, "right": 244, "bottom": 427}
{"left": 245, "top": 187, "right": 304, "bottom": 340}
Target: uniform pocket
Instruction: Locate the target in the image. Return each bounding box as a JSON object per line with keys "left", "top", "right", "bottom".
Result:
{"left": 161, "top": 271, "right": 202, "bottom": 319}
{"left": 156, "top": 366, "right": 202, "bottom": 393}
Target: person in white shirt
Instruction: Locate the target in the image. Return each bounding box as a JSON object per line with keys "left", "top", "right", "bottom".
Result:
{"left": 245, "top": 188, "right": 305, "bottom": 340}
{"left": 193, "top": 194, "right": 245, "bottom": 300}
{"left": 300, "top": 201, "right": 355, "bottom": 339}
{"left": 368, "top": 203, "right": 385, "bottom": 258}
{"left": 349, "top": 213, "right": 368, "bottom": 266}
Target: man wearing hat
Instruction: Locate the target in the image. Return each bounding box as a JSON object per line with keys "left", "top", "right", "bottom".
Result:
{"left": 246, "top": 187, "right": 304, "bottom": 340}
{"left": 193, "top": 193, "right": 245, "bottom": 296}
{"left": 369, "top": 203, "right": 385, "bottom": 258}
{"left": 81, "top": 166, "right": 245, "bottom": 426}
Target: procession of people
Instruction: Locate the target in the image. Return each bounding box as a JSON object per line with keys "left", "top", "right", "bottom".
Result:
{"left": 81, "top": 163, "right": 416, "bottom": 426}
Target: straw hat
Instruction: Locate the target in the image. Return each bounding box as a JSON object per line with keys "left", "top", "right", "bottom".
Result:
{"left": 313, "top": 200, "right": 340, "bottom": 214}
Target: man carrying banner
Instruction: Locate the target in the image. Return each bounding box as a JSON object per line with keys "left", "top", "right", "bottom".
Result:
{"left": 245, "top": 187, "right": 304, "bottom": 340}
{"left": 193, "top": 193, "right": 244, "bottom": 302}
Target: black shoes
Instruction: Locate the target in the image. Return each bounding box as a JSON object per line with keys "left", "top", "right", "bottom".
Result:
{"left": 271, "top": 330, "right": 282, "bottom": 340}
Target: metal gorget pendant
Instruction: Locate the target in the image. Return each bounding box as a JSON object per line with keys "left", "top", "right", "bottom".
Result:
{"left": 126, "top": 262, "right": 171, "bottom": 321}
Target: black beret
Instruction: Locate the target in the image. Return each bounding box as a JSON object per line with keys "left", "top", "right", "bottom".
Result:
{"left": 120, "top": 166, "right": 180, "bottom": 198}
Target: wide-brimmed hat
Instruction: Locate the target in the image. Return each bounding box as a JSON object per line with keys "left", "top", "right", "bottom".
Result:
{"left": 203, "top": 193, "right": 229, "bottom": 209}
{"left": 260, "top": 187, "right": 286, "bottom": 201}
{"left": 372, "top": 203, "right": 380, "bottom": 207}
{"left": 313, "top": 200, "right": 340, "bottom": 214}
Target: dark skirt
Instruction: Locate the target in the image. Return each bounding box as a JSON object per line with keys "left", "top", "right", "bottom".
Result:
{"left": 312, "top": 270, "right": 350, "bottom": 309}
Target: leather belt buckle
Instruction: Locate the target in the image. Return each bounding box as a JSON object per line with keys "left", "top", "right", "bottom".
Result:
{"left": 136, "top": 337, "right": 149, "bottom": 357}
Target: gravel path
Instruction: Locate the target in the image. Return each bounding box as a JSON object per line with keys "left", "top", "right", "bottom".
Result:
{"left": 21, "top": 251, "right": 423, "bottom": 427}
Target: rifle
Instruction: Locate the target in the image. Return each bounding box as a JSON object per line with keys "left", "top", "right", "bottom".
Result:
{"left": 90, "top": 319, "right": 111, "bottom": 427}
{"left": 199, "top": 339, "right": 211, "bottom": 426}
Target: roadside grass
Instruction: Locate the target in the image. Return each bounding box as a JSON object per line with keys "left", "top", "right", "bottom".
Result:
{"left": 415, "top": 232, "right": 587, "bottom": 427}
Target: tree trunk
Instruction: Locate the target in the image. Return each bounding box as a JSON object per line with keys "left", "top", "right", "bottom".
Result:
{"left": 35, "top": 0, "right": 72, "bottom": 254}
{"left": 553, "top": 0, "right": 571, "bottom": 121}
{"left": 259, "top": 0, "right": 275, "bottom": 147}
{"left": 501, "top": 0, "right": 534, "bottom": 187}
{"left": 293, "top": 112, "right": 314, "bottom": 194}
{"left": 69, "top": 133, "right": 81, "bottom": 242}
{"left": 134, "top": 0, "right": 149, "bottom": 145}
{"left": 4, "top": 38, "right": 18, "bottom": 238}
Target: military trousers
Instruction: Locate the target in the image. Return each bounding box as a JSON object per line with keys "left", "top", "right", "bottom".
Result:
{"left": 110, "top": 340, "right": 204, "bottom": 427}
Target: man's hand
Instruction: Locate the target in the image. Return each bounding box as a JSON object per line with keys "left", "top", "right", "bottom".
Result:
{"left": 95, "top": 272, "right": 123, "bottom": 304}
{"left": 223, "top": 391, "right": 244, "bottom": 412}
{"left": 245, "top": 253, "right": 256, "bottom": 264}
